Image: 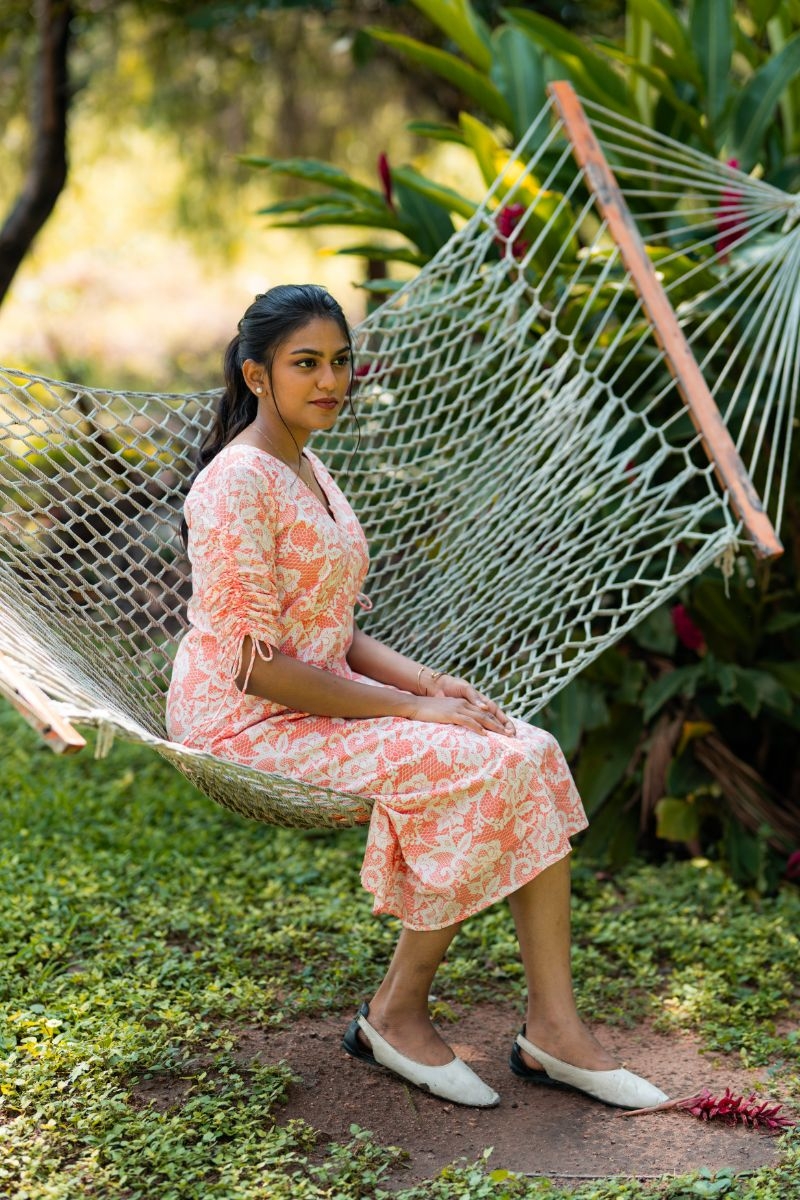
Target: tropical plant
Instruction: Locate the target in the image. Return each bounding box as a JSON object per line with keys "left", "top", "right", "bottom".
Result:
{"left": 244, "top": 0, "right": 800, "bottom": 889}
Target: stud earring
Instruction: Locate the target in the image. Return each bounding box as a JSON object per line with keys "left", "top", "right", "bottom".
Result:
{"left": 256, "top": 387, "right": 263, "bottom": 394}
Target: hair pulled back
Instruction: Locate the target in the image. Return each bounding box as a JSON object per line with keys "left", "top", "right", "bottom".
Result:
{"left": 180, "top": 284, "right": 352, "bottom": 547}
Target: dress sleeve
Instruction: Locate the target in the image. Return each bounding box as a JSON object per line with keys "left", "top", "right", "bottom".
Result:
{"left": 186, "top": 455, "right": 281, "bottom": 690}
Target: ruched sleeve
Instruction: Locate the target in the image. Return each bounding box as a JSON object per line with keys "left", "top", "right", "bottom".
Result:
{"left": 185, "top": 454, "right": 282, "bottom": 690}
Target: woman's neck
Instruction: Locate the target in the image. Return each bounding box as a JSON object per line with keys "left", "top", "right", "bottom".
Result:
{"left": 246, "top": 418, "right": 308, "bottom": 466}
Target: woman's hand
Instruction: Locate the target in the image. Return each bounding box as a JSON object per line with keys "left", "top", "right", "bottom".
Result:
{"left": 410, "top": 675, "right": 516, "bottom": 737}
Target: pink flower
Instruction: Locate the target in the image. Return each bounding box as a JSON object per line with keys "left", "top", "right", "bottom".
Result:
{"left": 678, "top": 1088, "right": 793, "bottom": 1132}
{"left": 786, "top": 850, "right": 800, "bottom": 880}
{"left": 378, "top": 153, "right": 394, "bottom": 212}
{"left": 716, "top": 159, "right": 747, "bottom": 259}
{"left": 354, "top": 360, "right": 385, "bottom": 379}
{"left": 671, "top": 604, "right": 705, "bottom": 653}
{"left": 495, "top": 203, "right": 529, "bottom": 260}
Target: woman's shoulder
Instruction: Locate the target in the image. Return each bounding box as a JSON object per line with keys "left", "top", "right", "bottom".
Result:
{"left": 186, "top": 445, "right": 285, "bottom": 514}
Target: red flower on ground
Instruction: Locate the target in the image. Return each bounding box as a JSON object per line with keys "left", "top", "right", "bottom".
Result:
{"left": 715, "top": 159, "right": 748, "bottom": 260}
{"left": 678, "top": 1088, "right": 793, "bottom": 1132}
{"left": 671, "top": 603, "right": 706, "bottom": 653}
{"left": 785, "top": 849, "right": 800, "bottom": 880}
{"left": 495, "top": 203, "right": 530, "bottom": 260}
{"left": 378, "top": 153, "right": 394, "bottom": 212}
{"left": 620, "top": 1087, "right": 794, "bottom": 1133}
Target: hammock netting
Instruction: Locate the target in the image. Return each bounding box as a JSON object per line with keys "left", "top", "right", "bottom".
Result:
{"left": 0, "top": 90, "right": 796, "bottom": 827}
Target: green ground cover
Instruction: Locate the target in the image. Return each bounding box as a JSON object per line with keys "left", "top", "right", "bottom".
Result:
{"left": 0, "top": 703, "right": 798, "bottom": 1199}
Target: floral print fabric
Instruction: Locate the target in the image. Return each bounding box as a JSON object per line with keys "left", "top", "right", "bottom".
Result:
{"left": 166, "top": 444, "right": 587, "bottom": 930}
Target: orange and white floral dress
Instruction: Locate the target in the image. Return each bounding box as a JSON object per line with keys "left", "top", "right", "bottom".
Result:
{"left": 166, "top": 445, "right": 587, "bottom": 931}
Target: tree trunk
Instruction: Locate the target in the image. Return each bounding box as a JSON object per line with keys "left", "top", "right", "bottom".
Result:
{"left": 0, "top": 0, "right": 73, "bottom": 310}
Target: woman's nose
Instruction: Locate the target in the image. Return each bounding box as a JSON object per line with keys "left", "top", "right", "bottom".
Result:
{"left": 317, "top": 364, "right": 337, "bottom": 391}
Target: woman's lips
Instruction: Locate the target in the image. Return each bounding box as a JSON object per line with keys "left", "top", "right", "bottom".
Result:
{"left": 311, "top": 399, "right": 338, "bottom": 409}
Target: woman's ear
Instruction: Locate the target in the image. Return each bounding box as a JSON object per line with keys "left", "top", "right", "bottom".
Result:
{"left": 242, "top": 358, "right": 267, "bottom": 396}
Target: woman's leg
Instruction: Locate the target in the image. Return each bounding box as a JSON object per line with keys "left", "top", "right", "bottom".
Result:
{"left": 361, "top": 923, "right": 461, "bottom": 1066}
{"left": 507, "top": 854, "right": 618, "bottom": 1071}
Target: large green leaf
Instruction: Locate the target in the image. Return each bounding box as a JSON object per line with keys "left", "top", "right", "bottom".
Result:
{"left": 489, "top": 25, "right": 547, "bottom": 143}
{"left": 626, "top": 0, "right": 701, "bottom": 88}
{"left": 731, "top": 31, "right": 800, "bottom": 170}
{"left": 406, "top": 120, "right": 467, "bottom": 146}
{"left": 655, "top": 796, "right": 701, "bottom": 842}
{"left": 334, "top": 243, "right": 429, "bottom": 266}
{"left": 759, "top": 660, "right": 800, "bottom": 697}
{"left": 240, "top": 157, "right": 384, "bottom": 209}
{"left": 749, "top": 0, "right": 784, "bottom": 29}
{"left": 391, "top": 165, "right": 478, "bottom": 220}
{"left": 689, "top": 0, "right": 734, "bottom": 130}
{"left": 257, "top": 193, "right": 361, "bottom": 217}
{"left": 642, "top": 664, "right": 705, "bottom": 721}
{"left": 367, "top": 29, "right": 512, "bottom": 126}
{"left": 574, "top": 704, "right": 643, "bottom": 816}
{"left": 601, "top": 48, "right": 711, "bottom": 147}
{"left": 409, "top": 0, "right": 493, "bottom": 71}
{"left": 393, "top": 179, "right": 456, "bottom": 256}
{"left": 543, "top": 678, "right": 609, "bottom": 759}
{"left": 690, "top": 578, "right": 755, "bottom": 659}
{"left": 506, "top": 9, "right": 631, "bottom": 113}
{"left": 707, "top": 662, "right": 794, "bottom": 717}
{"left": 273, "top": 205, "right": 404, "bottom": 232}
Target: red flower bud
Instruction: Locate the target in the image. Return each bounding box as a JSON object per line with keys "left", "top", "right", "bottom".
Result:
{"left": 495, "top": 203, "right": 530, "bottom": 260}
{"left": 716, "top": 159, "right": 747, "bottom": 260}
{"left": 671, "top": 604, "right": 705, "bottom": 653}
{"left": 786, "top": 850, "right": 800, "bottom": 880}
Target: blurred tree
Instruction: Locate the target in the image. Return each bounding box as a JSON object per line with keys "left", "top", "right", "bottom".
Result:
{"left": 0, "top": 0, "right": 450, "bottom": 310}
{"left": 0, "top": 0, "right": 73, "bottom": 308}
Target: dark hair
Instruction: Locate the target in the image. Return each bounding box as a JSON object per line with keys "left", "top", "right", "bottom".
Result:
{"left": 179, "top": 284, "right": 354, "bottom": 547}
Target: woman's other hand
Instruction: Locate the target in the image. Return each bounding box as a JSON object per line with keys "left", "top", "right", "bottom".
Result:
{"left": 427, "top": 674, "right": 516, "bottom": 736}
{"left": 409, "top": 688, "right": 516, "bottom": 737}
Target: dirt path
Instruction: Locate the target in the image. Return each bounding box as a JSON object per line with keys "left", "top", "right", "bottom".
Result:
{"left": 222, "top": 1001, "right": 792, "bottom": 1189}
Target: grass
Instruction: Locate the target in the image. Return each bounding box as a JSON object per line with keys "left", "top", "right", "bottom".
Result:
{"left": 0, "top": 702, "right": 798, "bottom": 1199}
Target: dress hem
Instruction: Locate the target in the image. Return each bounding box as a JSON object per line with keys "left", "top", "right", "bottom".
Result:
{"left": 362, "top": 824, "right": 586, "bottom": 932}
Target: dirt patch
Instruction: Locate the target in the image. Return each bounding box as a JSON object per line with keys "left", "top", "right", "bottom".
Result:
{"left": 217, "top": 1002, "right": 793, "bottom": 1189}
{"left": 125, "top": 1002, "right": 794, "bottom": 1189}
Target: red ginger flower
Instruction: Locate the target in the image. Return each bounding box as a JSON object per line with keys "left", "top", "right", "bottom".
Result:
{"left": 716, "top": 158, "right": 748, "bottom": 260}
{"left": 495, "top": 203, "right": 530, "bottom": 260}
{"left": 679, "top": 1088, "right": 793, "bottom": 1132}
{"left": 786, "top": 849, "right": 800, "bottom": 880}
{"left": 620, "top": 1087, "right": 794, "bottom": 1133}
{"left": 671, "top": 603, "right": 706, "bottom": 653}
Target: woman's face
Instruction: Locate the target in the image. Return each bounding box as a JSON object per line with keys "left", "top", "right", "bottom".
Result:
{"left": 259, "top": 316, "right": 352, "bottom": 444}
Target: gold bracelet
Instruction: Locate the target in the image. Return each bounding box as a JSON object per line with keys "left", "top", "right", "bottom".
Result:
{"left": 416, "top": 666, "right": 448, "bottom": 696}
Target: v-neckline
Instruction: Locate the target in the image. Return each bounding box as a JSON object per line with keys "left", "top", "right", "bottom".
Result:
{"left": 224, "top": 443, "right": 337, "bottom": 526}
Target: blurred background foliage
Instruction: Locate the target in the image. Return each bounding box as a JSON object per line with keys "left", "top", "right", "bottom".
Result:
{"left": 1, "top": 0, "right": 799, "bottom": 889}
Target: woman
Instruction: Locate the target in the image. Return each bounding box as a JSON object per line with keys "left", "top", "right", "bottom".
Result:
{"left": 167, "top": 284, "right": 667, "bottom": 1110}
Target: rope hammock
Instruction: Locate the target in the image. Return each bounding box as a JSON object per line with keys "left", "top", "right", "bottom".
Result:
{"left": 0, "top": 83, "right": 795, "bottom": 828}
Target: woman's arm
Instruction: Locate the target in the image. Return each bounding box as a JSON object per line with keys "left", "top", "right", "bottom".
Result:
{"left": 236, "top": 634, "right": 512, "bottom": 735}
{"left": 347, "top": 627, "right": 517, "bottom": 737}
{"left": 346, "top": 626, "right": 431, "bottom": 695}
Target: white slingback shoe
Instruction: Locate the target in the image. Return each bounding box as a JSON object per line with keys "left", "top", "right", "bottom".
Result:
{"left": 343, "top": 1001, "right": 500, "bottom": 1107}
{"left": 511, "top": 1028, "right": 669, "bottom": 1110}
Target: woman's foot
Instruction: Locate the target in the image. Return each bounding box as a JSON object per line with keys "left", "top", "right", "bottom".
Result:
{"left": 518, "top": 1016, "right": 619, "bottom": 1073}
{"left": 355, "top": 1000, "right": 454, "bottom": 1066}
{"left": 344, "top": 1001, "right": 500, "bottom": 1107}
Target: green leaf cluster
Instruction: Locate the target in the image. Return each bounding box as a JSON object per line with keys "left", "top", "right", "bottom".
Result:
{"left": 0, "top": 705, "right": 799, "bottom": 1198}
{"left": 243, "top": 0, "right": 800, "bottom": 282}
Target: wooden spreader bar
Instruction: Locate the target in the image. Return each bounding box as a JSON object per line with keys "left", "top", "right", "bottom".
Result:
{"left": 0, "top": 652, "right": 86, "bottom": 754}
{"left": 547, "top": 81, "right": 783, "bottom": 561}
